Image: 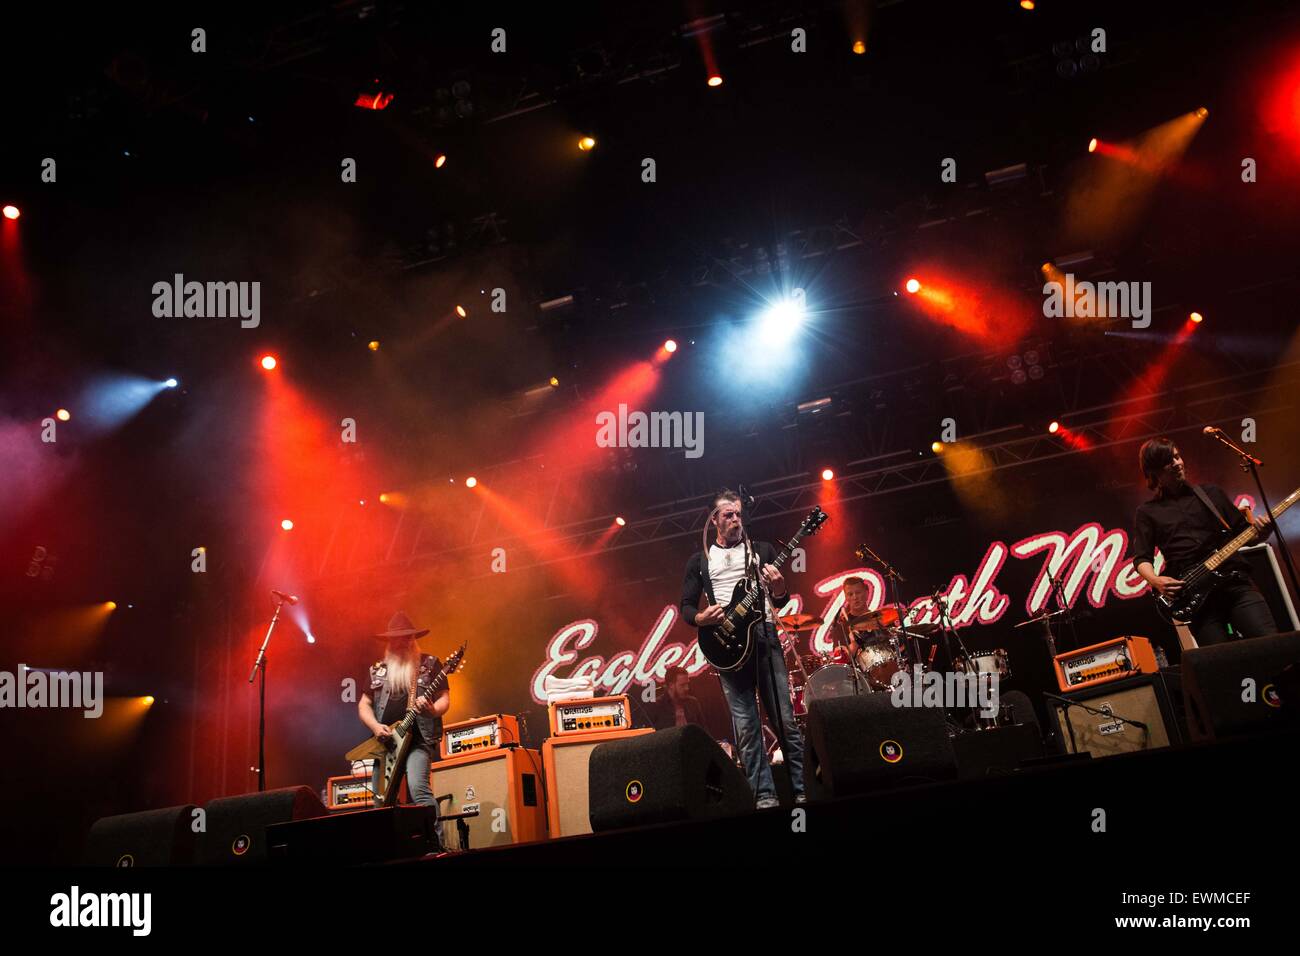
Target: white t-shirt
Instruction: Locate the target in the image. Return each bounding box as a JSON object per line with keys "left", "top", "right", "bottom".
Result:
{"left": 708, "top": 542, "right": 776, "bottom": 624}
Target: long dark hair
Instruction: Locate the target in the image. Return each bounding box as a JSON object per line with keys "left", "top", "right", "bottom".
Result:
{"left": 1138, "top": 437, "right": 1178, "bottom": 493}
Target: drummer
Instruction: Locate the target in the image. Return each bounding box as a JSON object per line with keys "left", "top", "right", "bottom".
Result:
{"left": 840, "top": 577, "right": 872, "bottom": 660}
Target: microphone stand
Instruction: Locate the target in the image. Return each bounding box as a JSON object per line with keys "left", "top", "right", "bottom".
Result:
{"left": 1206, "top": 428, "right": 1300, "bottom": 607}
{"left": 856, "top": 542, "right": 913, "bottom": 682}
{"left": 1048, "top": 572, "right": 1080, "bottom": 651}
{"left": 248, "top": 593, "right": 288, "bottom": 792}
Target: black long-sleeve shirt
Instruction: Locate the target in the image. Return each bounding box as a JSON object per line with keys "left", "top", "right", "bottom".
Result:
{"left": 1131, "top": 483, "right": 1252, "bottom": 578}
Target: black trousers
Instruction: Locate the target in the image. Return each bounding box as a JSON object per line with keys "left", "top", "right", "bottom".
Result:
{"left": 1190, "top": 580, "right": 1279, "bottom": 646}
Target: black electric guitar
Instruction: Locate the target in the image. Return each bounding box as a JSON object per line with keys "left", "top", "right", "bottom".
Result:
{"left": 1154, "top": 486, "right": 1300, "bottom": 624}
{"left": 697, "top": 507, "right": 828, "bottom": 672}
{"left": 346, "top": 644, "right": 466, "bottom": 807}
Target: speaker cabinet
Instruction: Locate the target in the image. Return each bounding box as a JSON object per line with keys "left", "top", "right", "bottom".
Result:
{"left": 266, "top": 806, "right": 441, "bottom": 864}
{"left": 1182, "top": 631, "right": 1300, "bottom": 741}
{"left": 803, "top": 694, "right": 957, "bottom": 799}
{"left": 430, "top": 746, "right": 546, "bottom": 849}
{"left": 85, "top": 805, "right": 199, "bottom": 866}
{"left": 953, "top": 723, "right": 1045, "bottom": 779}
{"left": 198, "top": 786, "right": 327, "bottom": 865}
{"left": 587, "top": 725, "right": 752, "bottom": 832}
{"left": 542, "top": 728, "right": 653, "bottom": 837}
{"left": 1046, "top": 671, "right": 1184, "bottom": 757}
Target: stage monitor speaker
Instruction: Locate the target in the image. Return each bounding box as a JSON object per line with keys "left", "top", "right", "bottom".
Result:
{"left": 85, "top": 805, "right": 200, "bottom": 866}
{"left": 1181, "top": 631, "right": 1300, "bottom": 741}
{"left": 587, "top": 725, "right": 751, "bottom": 832}
{"left": 1046, "top": 671, "right": 1184, "bottom": 757}
{"left": 430, "top": 746, "right": 546, "bottom": 849}
{"left": 953, "top": 724, "right": 1045, "bottom": 779}
{"left": 803, "top": 695, "right": 957, "bottom": 799}
{"left": 542, "top": 728, "right": 653, "bottom": 837}
{"left": 266, "top": 806, "right": 440, "bottom": 864}
{"left": 197, "top": 786, "right": 327, "bottom": 865}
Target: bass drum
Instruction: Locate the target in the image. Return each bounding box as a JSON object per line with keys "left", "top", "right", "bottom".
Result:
{"left": 803, "top": 663, "right": 859, "bottom": 704}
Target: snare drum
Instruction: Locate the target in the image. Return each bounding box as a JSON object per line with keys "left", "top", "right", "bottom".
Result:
{"left": 967, "top": 649, "right": 1010, "bottom": 679}
{"left": 855, "top": 638, "right": 906, "bottom": 691}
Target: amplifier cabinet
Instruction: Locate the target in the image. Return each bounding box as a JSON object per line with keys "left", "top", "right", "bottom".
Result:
{"left": 1046, "top": 671, "right": 1185, "bottom": 758}
{"left": 430, "top": 746, "right": 546, "bottom": 849}
{"left": 542, "top": 728, "right": 654, "bottom": 837}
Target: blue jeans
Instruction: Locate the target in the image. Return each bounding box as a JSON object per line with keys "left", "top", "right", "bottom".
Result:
{"left": 371, "top": 744, "right": 436, "bottom": 806}
{"left": 717, "top": 620, "right": 805, "bottom": 800}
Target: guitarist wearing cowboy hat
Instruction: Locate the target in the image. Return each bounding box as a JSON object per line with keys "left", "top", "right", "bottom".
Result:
{"left": 357, "top": 611, "right": 451, "bottom": 806}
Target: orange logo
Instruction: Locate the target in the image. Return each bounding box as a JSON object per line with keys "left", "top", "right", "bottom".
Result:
{"left": 879, "top": 740, "right": 903, "bottom": 763}
{"left": 625, "top": 780, "right": 644, "bottom": 803}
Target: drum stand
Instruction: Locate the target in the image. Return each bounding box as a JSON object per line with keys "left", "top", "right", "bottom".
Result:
{"left": 930, "top": 590, "right": 983, "bottom": 731}
{"left": 857, "top": 543, "right": 914, "bottom": 688}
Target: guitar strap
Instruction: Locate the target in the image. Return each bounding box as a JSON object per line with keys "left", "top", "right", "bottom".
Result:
{"left": 1190, "top": 484, "right": 1233, "bottom": 531}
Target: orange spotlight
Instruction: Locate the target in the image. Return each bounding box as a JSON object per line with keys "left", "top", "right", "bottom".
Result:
{"left": 578, "top": 136, "right": 597, "bottom": 151}
{"left": 105, "top": 601, "right": 118, "bottom": 611}
{"left": 55, "top": 408, "right": 71, "bottom": 421}
{"left": 549, "top": 376, "right": 560, "bottom": 387}
{"left": 2, "top": 205, "right": 19, "bottom": 220}
{"left": 1048, "top": 421, "right": 1060, "bottom": 434}
{"left": 280, "top": 518, "right": 294, "bottom": 531}
{"left": 1088, "top": 137, "right": 1099, "bottom": 153}
{"left": 142, "top": 696, "right": 155, "bottom": 706}
{"left": 379, "top": 493, "right": 389, "bottom": 503}
{"left": 260, "top": 354, "right": 278, "bottom": 370}
{"left": 932, "top": 441, "right": 944, "bottom": 453}
{"left": 615, "top": 516, "right": 626, "bottom": 527}
{"left": 455, "top": 305, "right": 467, "bottom": 318}
{"left": 821, "top": 468, "right": 835, "bottom": 481}
{"left": 465, "top": 476, "right": 478, "bottom": 489}
{"left": 663, "top": 339, "right": 678, "bottom": 353}
{"left": 1020, "top": 0, "right": 1035, "bottom": 9}
{"left": 368, "top": 340, "right": 380, "bottom": 351}
{"left": 1190, "top": 311, "right": 1204, "bottom": 323}
{"left": 852, "top": 40, "right": 866, "bottom": 55}
{"left": 707, "top": 75, "right": 723, "bottom": 88}
{"left": 434, "top": 153, "right": 447, "bottom": 168}
{"left": 1195, "top": 106, "right": 1208, "bottom": 119}
{"left": 905, "top": 278, "right": 921, "bottom": 294}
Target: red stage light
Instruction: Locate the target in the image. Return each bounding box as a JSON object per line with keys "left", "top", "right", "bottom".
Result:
{"left": 615, "top": 516, "right": 626, "bottom": 527}
{"left": 260, "top": 355, "right": 277, "bottom": 370}
{"left": 434, "top": 154, "right": 447, "bottom": 168}
{"left": 905, "top": 278, "right": 921, "bottom": 294}
{"left": 1190, "top": 311, "right": 1204, "bottom": 323}
{"left": 663, "top": 339, "right": 678, "bottom": 353}
{"left": 821, "top": 468, "right": 835, "bottom": 481}
{"left": 280, "top": 519, "right": 294, "bottom": 531}
{"left": 1088, "top": 137, "right": 1099, "bottom": 153}
{"left": 354, "top": 91, "right": 394, "bottom": 110}
{"left": 707, "top": 75, "right": 723, "bottom": 88}
{"left": 55, "top": 408, "right": 71, "bottom": 421}
{"left": 1048, "top": 421, "right": 1060, "bottom": 434}
{"left": 852, "top": 40, "right": 866, "bottom": 55}
{"left": 2, "top": 205, "right": 19, "bottom": 220}
{"left": 465, "top": 476, "right": 478, "bottom": 489}
{"left": 455, "top": 305, "right": 467, "bottom": 318}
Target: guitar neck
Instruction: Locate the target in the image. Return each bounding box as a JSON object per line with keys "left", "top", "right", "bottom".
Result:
{"left": 1204, "top": 486, "right": 1300, "bottom": 571}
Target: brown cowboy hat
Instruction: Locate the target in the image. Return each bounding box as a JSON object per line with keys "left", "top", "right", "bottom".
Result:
{"left": 374, "top": 611, "right": 430, "bottom": 641}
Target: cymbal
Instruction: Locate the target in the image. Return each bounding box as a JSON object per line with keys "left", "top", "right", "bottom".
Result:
{"left": 847, "top": 607, "right": 899, "bottom": 632}
{"left": 777, "top": 613, "right": 823, "bottom": 632}
{"left": 895, "top": 621, "right": 940, "bottom": 637}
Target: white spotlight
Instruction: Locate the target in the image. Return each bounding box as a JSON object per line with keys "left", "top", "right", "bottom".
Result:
{"left": 164, "top": 378, "right": 179, "bottom": 388}
{"left": 758, "top": 298, "right": 806, "bottom": 345}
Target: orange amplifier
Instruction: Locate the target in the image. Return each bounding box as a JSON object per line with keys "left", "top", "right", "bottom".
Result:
{"left": 548, "top": 695, "right": 633, "bottom": 736}
{"left": 325, "top": 773, "right": 375, "bottom": 811}
{"left": 542, "top": 727, "right": 654, "bottom": 837}
{"left": 440, "top": 714, "right": 521, "bottom": 760}
{"left": 430, "top": 746, "right": 547, "bottom": 848}
{"left": 1054, "top": 636, "right": 1159, "bottom": 692}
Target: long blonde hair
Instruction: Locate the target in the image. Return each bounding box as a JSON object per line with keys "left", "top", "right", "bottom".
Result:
{"left": 383, "top": 638, "right": 421, "bottom": 700}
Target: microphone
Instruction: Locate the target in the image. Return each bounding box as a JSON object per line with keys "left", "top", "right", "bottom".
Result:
{"left": 271, "top": 589, "right": 299, "bottom": 605}
{"left": 737, "top": 483, "right": 756, "bottom": 511}
{"left": 1203, "top": 425, "right": 1223, "bottom": 436}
